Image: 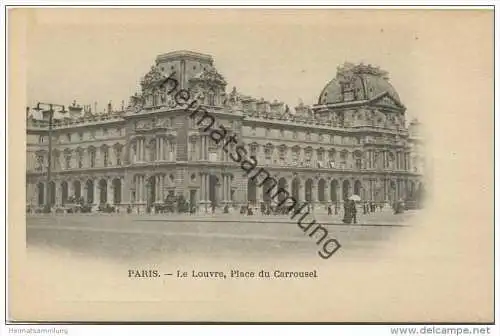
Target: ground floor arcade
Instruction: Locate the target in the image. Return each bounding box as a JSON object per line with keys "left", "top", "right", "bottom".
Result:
{"left": 27, "top": 167, "right": 423, "bottom": 212}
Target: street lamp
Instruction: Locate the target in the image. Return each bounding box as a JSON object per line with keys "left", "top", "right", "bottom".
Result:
{"left": 32, "top": 102, "right": 67, "bottom": 212}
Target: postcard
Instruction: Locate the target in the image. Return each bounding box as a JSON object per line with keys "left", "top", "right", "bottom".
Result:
{"left": 7, "top": 8, "right": 494, "bottom": 323}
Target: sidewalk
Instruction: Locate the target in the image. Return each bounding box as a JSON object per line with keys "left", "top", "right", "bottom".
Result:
{"left": 29, "top": 210, "right": 419, "bottom": 227}
{"left": 127, "top": 211, "right": 415, "bottom": 227}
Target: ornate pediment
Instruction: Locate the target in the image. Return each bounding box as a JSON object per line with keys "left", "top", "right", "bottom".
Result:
{"left": 135, "top": 120, "right": 152, "bottom": 131}
{"left": 140, "top": 65, "right": 167, "bottom": 91}
{"left": 369, "top": 92, "right": 404, "bottom": 109}
{"left": 191, "top": 68, "right": 227, "bottom": 86}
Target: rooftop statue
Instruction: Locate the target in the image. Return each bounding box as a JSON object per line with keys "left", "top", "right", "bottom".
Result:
{"left": 140, "top": 65, "right": 167, "bottom": 91}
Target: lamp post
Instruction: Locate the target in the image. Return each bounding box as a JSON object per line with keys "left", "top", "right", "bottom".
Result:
{"left": 32, "top": 102, "right": 66, "bottom": 212}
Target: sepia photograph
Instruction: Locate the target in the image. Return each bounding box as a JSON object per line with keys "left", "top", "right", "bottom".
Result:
{"left": 6, "top": 7, "right": 494, "bottom": 324}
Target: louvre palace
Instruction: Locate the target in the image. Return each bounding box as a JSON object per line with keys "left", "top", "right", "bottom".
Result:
{"left": 26, "top": 50, "right": 425, "bottom": 213}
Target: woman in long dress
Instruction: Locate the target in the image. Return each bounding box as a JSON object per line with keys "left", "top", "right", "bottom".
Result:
{"left": 342, "top": 200, "right": 351, "bottom": 224}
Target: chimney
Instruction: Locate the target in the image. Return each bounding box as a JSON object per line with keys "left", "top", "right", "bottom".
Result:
{"left": 241, "top": 97, "right": 257, "bottom": 113}
{"left": 107, "top": 101, "right": 112, "bottom": 113}
{"left": 256, "top": 98, "right": 270, "bottom": 113}
{"left": 270, "top": 100, "right": 284, "bottom": 115}
{"left": 68, "top": 100, "right": 83, "bottom": 119}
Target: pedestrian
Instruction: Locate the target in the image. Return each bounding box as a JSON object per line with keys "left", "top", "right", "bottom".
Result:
{"left": 342, "top": 200, "right": 351, "bottom": 224}
{"left": 350, "top": 200, "right": 358, "bottom": 224}
{"left": 327, "top": 203, "right": 332, "bottom": 215}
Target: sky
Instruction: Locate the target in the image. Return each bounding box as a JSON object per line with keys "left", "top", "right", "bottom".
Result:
{"left": 22, "top": 8, "right": 492, "bottom": 126}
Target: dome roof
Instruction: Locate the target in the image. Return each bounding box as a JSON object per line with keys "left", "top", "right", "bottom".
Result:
{"left": 318, "top": 63, "right": 401, "bottom": 106}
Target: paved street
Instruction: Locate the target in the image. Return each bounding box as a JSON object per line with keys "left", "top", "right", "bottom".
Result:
{"left": 26, "top": 210, "right": 420, "bottom": 261}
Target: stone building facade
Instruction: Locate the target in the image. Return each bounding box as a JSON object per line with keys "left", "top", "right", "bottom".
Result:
{"left": 26, "top": 50, "right": 425, "bottom": 212}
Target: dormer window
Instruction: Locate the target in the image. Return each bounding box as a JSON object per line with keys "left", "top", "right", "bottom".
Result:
{"left": 208, "top": 90, "right": 215, "bottom": 106}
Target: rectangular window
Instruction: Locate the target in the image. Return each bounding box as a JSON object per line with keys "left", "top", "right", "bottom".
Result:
{"left": 103, "top": 150, "right": 109, "bottom": 167}
{"left": 65, "top": 155, "right": 71, "bottom": 169}
{"left": 189, "top": 142, "right": 196, "bottom": 160}
{"left": 90, "top": 151, "right": 96, "bottom": 168}
{"left": 169, "top": 143, "right": 175, "bottom": 161}
{"left": 78, "top": 152, "right": 83, "bottom": 168}
{"left": 116, "top": 148, "right": 122, "bottom": 166}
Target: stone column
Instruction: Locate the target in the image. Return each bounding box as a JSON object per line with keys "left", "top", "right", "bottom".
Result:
{"left": 137, "top": 176, "right": 142, "bottom": 203}
{"left": 202, "top": 135, "right": 206, "bottom": 160}
{"left": 160, "top": 138, "right": 164, "bottom": 161}
{"left": 120, "top": 176, "right": 127, "bottom": 205}
{"left": 200, "top": 174, "right": 205, "bottom": 203}
{"left": 227, "top": 176, "right": 232, "bottom": 204}
{"left": 198, "top": 173, "right": 206, "bottom": 212}
{"left": 205, "top": 173, "right": 211, "bottom": 211}
{"left": 54, "top": 181, "right": 61, "bottom": 206}
{"left": 94, "top": 179, "right": 100, "bottom": 205}
{"left": 299, "top": 181, "right": 306, "bottom": 202}
{"left": 141, "top": 139, "right": 145, "bottom": 161}
{"left": 310, "top": 179, "right": 317, "bottom": 211}
{"left": 384, "top": 179, "right": 390, "bottom": 202}
{"left": 220, "top": 175, "right": 226, "bottom": 203}
{"left": 159, "top": 139, "right": 163, "bottom": 161}
{"left": 142, "top": 176, "right": 146, "bottom": 203}
{"left": 205, "top": 135, "right": 209, "bottom": 160}
{"left": 158, "top": 139, "right": 162, "bottom": 161}
{"left": 159, "top": 175, "right": 164, "bottom": 202}
{"left": 199, "top": 137, "right": 204, "bottom": 160}
{"left": 136, "top": 140, "right": 141, "bottom": 162}
{"left": 107, "top": 178, "right": 114, "bottom": 205}
{"left": 369, "top": 179, "right": 374, "bottom": 201}
{"left": 134, "top": 176, "right": 139, "bottom": 203}
{"left": 156, "top": 176, "right": 161, "bottom": 202}
{"left": 335, "top": 182, "right": 341, "bottom": 203}
{"left": 324, "top": 180, "right": 330, "bottom": 203}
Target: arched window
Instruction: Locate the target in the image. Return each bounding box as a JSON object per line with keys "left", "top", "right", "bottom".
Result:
{"left": 64, "top": 153, "right": 71, "bottom": 169}
{"left": 292, "top": 146, "right": 300, "bottom": 165}
{"left": 77, "top": 149, "right": 84, "bottom": 168}
{"left": 264, "top": 144, "right": 273, "bottom": 165}
{"left": 102, "top": 146, "right": 109, "bottom": 167}
{"left": 354, "top": 151, "right": 363, "bottom": 170}
{"left": 279, "top": 145, "right": 287, "bottom": 165}
{"left": 340, "top": 150, "right": 348, "bottom": 168}
{"left": 250, "top": 143, "right": 258, "bottom": 159}
{"left": 89, "top": 148, "right": 96, "bottom": 168}
{"left": 115, "top": 145, "right": 123, "bottom": 166}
